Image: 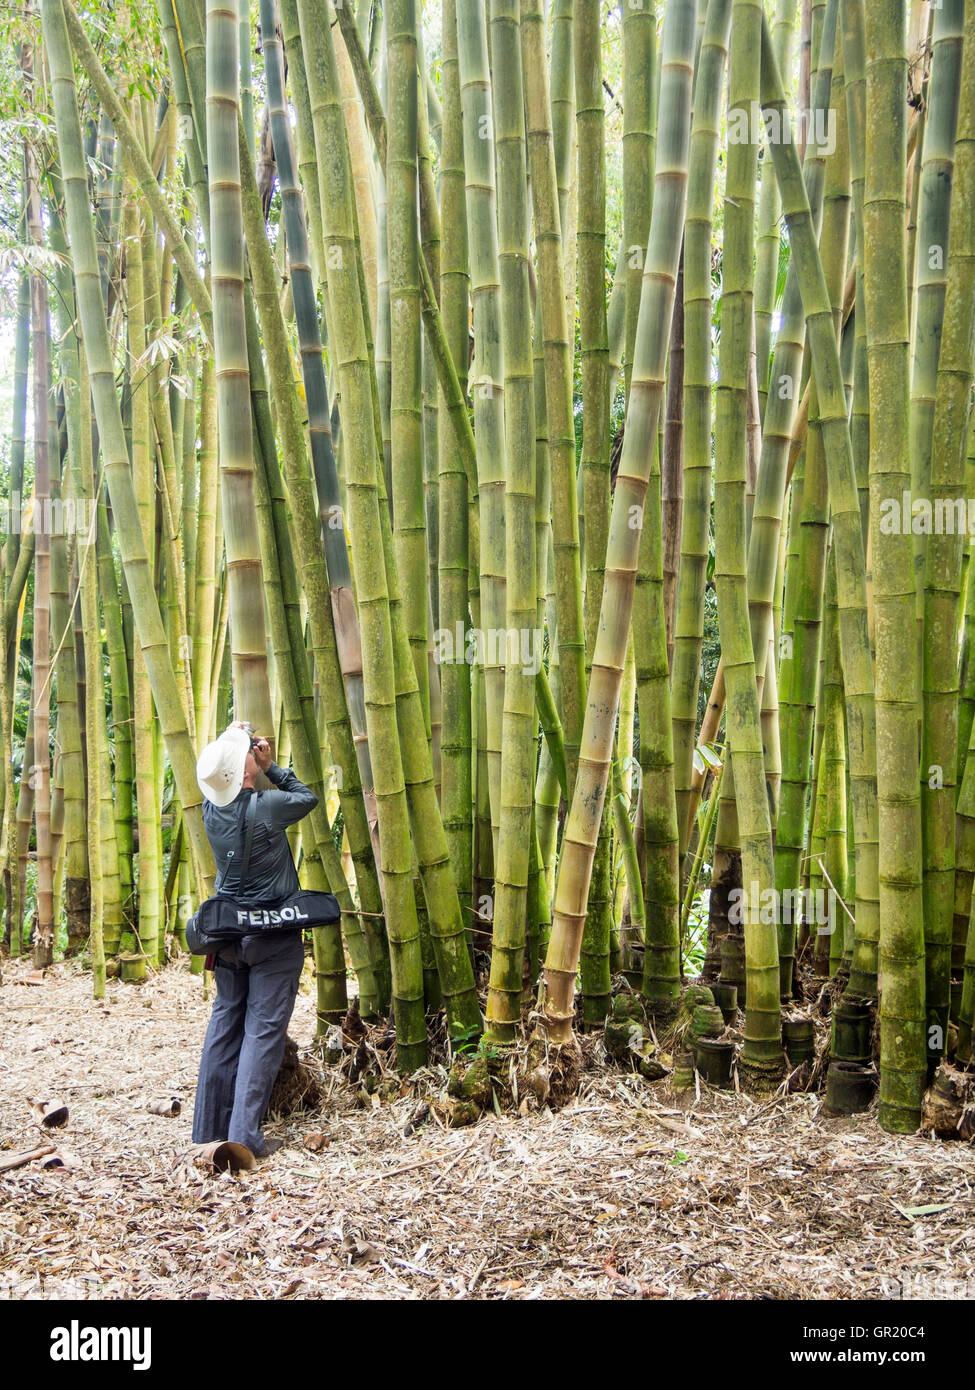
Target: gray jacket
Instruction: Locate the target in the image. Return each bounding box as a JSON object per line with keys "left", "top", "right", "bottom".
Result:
{"left": 202, "top": 762, "right": 318, "bottom": 907}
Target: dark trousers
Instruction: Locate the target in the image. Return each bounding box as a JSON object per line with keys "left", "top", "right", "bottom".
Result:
{"left": 192, "top": 932, "right": 305, "bottom": 1155}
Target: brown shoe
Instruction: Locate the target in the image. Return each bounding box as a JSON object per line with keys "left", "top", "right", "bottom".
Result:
{"left": 254, "top": 1137, "right": 284, "bottom": 1158}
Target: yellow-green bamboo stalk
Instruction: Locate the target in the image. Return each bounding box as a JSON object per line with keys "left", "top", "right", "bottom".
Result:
{"left": 41, "top": 0, "right": 216, "bottom": 894}
{"left": 522, "top": 0, "right": 587, "bottom": 793}
{"left": 862, "top": 0, "right": 925, "bottom": 1130}
{"left": 297, "top": 0, "right": 428, "bottom": 1067}
{"left": 124, "top": 186, "right": 162, "bottom": 967}
{"left": 437, "top": 0, "right": 473, "bottom": 928}
{"left": 917, "top": 0, "right": 969, "bottom": 1063}
{"left": 457, "top": 0, "right": 506, "bottom": 843}
{"left": 23, "top": 35, "right": 53, "bottom": 968}
{"left": 672, "top": 0, "right": 732, "bottom": 853}
{"left": 712, "top": 0, "right": 783, "bottom": 1082}
{"left": 205, "top": 0, "right": 273, "bottom": 736}
{"left": 759, "top": 8, "right": 880, "bottom": 1013}
{"left": 539, "top": 0, "right": 697, "bottom": 1045}
{"left": 484, "top": 0, "right": 538, "bottom": 1043}
{"left": 387, "top": 0, "right": 429, "bottom": 728}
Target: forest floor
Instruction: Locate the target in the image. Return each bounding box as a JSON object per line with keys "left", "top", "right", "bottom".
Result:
{"left": 2, "top": 953, "right": 974, "bottom": 1301}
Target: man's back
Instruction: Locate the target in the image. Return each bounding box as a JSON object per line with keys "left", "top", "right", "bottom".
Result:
{"left": 203, "top": 762, "right": 318, "bottom": 906}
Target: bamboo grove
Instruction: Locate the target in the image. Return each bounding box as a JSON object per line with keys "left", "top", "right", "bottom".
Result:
{"left": 1, "top": 0, "right": 974, "bottom": 1136}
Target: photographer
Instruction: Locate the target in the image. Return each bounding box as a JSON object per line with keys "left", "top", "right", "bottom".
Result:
{"left": 191, "top": 722, "right": 318, "bottom": 1159}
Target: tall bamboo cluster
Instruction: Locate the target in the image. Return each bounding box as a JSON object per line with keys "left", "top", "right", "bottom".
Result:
{"left": 1, "top": 0, "right": 974, "bottom": 1135}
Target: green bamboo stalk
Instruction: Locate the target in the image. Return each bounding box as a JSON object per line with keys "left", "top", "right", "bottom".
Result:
{"left": 861, "top": 0, "right": 924, "bottom": 1130}
{"left": 64, "top": 0, "right": 212, "bottom": 336}
{"left": 484, "top": 0, "right": 537, "bottom": 1043}
{"left": 247, "top": 394, "right": 356, "bottom": 1021}
{"left": 125, "top": 186, "right": 162, "bottom": 967}
{"left": 13, "top": 701, "right": 35, "bottom": 956}
{"left": 205, "top": 0, "right": 273, "bottom": 736}
{"left": 3, "top": 273, "right": 29, "bottom": 624}
{"left": 74, "top": 344, "right": 106, "bottom": 996}
{"left": 574, "top": 0, "right": 615, "bottom": 1026}
{"left": 672, "top": 0, "right": 732, "bottom": 853}
{"left": 713, "top": 0, "right": 783, "bottom": 1081}
{"left": 576, "top": 0, "right": 611, "bottom": 674}
{"left": 821, "top": 552, "right": 848, "bottom": 973}
{"left": 457, "top": 0, "right": 506, "bottom": 844}
{"left": 634, "top": 468, "right": 682, "bottom": 1021}
{"left": 752, "top": 0, "right": 837, "bottom": 857}
{"left": 522, "top": 0, "right": 587, "bottom": 794}
{"left": 387, "top": 0, "right": 429, "bottom": 729}
{"left": 48, "top": 214, "right": 88, "bottom": 954}
{"left": 622, "top": 0, "right": 656, "bottom": 400}
{"left": 337, "top": 21, "right": 379, "bottom": 330}
{"left": 681, "top": 758, "right": 723, "bottom": 939}
{"left": 841, "top": 0, "right": 870, "bottom": 549}
{"left": 755, "top": 0, "right": 799, "bottom": 418}
{"left": 277, "top": 0, "right": 327, "bottom": 292}
{"left": 759, "top": 8, "right": 880, "bottom": 1012}
{"left": 192, "top": 356, "right": 217, "bottom": 748}
{"left": 539, "top": 0, "right": 697, "bottom": 1046}
{"left": 41, "top": 0, "right": 216, "bottom": 894}
{"left": 437, "top": 0, "right": 473, "bottom": 933}
{"left": 916, "top": 0, "right": 968, "bottom": 1064}
{"left": 771, "top": 4, "right": 846, "bottom": 991}
{"left": 297, "top": 0, "right": 428, "bottom": 1067}
{"left": 25, "top": 70, "right": 54, "bottom": 968}
{"left": 93, "top": 489, "right": 134, "bottom": 921}
{"left": 260, "top": 0, "right": 385, "bottom": 956}
{"left": 235, "top": 142, "right": 380, "bottom": 1013}
{"left": 550, "top": 0, "right": 575, "bottom": 255}
{"left": 0, "top": 273, "right": 28, "bottom": 928}
{"left": 775, "top": 395, "right": 827, "bottom": 993}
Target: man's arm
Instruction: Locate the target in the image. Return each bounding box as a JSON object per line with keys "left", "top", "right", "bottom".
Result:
{"left": 246, "top": 730, "right": 318, "bottom": 826}
{"left": 263, "top": 761, "right": 319, "bottom": 826}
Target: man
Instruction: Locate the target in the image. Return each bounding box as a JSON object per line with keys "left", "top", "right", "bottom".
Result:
{"left": 192, "top": 722, "right": 318, "bottom": 1159}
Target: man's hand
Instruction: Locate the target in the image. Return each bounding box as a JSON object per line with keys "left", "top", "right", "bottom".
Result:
{"left": 251, "top": 737, "right": 273, "bottom": 772}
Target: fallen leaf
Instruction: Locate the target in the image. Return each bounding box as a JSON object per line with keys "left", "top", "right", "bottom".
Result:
{"left": 892, "top": 1201, "right": 953, "bottom": 1221}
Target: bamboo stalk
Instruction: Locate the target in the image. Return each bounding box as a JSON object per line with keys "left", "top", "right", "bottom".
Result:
{"left": 861, "top": 0, "right": 924, "bottom": 1130}
{"left": 41, "top": 0, "right": 216, "bottom": 893}
{"left": 297, "top": 0, "right": 428, "bottom": 1067}
{"left": 672, "top": 0, "right": 732, "bottom": 854}
{"left": 539, "top": 0, "right": 697, "bottom": 1046}
{"left": 484, "top": 0, "right": 538, "bottom": 1043}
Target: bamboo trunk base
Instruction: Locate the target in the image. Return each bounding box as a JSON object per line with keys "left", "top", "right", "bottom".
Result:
{"left": 824, "top": 1060, "right": 877, "bottom": 1115}
{"left": 831, "top": 996, "right": 873, "bottom": 1064}
{"left": 782, "top": 1015, "right": 815, "bottom": 1067}
{"left": 719, "top": 933, "right": 746, "bottom": 1006}
{"left": 671, "top": 1050, "right": 696, "bottom": 1089}
{"left": 711, "top": 982, "right": 738, "bottom": 1024}
{"left": 737, "top": 1051, "right": 787, "bottom": 1093}
{"left": 694, "top": 1036, "right": 736, "bottom": 1088}
{"left": 119, "top": 953, "right": 147, "bottom": 982}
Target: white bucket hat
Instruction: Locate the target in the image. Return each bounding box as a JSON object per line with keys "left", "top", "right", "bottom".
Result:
{"left": 196, "top": 725, "right": 252, "bottom": 807}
